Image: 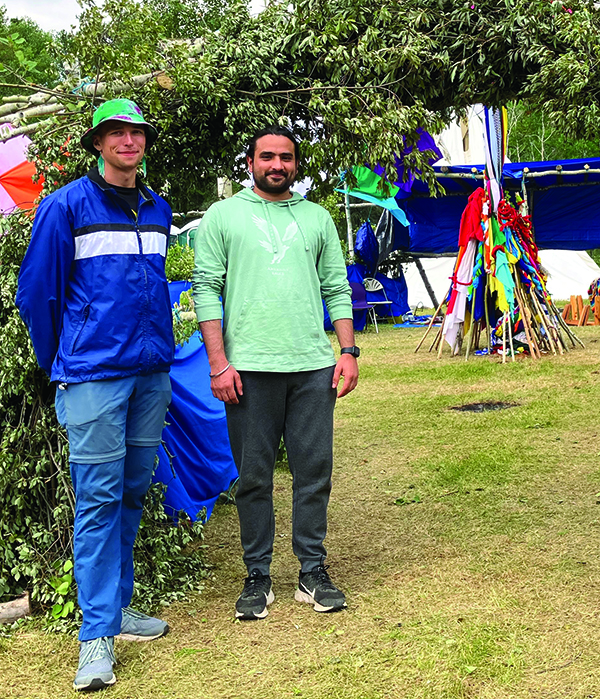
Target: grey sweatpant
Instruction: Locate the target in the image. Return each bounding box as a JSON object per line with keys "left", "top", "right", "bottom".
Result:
{"left": 225, "top": 366, "right": 337, "bottom": 575}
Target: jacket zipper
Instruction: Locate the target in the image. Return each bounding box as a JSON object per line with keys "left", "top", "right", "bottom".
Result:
{"left": 134, "top": 208, "right": 153, "bottom": 367}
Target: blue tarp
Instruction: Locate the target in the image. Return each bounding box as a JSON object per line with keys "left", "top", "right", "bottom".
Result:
{"left": 155, "top": 332, "right": 237, "bottom": 522}
{"left": 323, "top": 264, "right": 409, "bottom": 331}
{"left": 355, "top": 220, "right": 379, "bottom": 275}
{"left": 168, "top": 280, "right": 192, "bottom": 306}
{"left": 399, "top": 158, "right": 600, "bottom": 254}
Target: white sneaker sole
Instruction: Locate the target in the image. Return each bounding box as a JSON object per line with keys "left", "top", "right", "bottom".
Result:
{"left": 116, "top": 625, "right": 169, "bottom": 642}
{"left": 235, "top": 589, "right": 275, "bottom": 619}
{"left": 73, "top": 673, "right": 116, "bottom": 691}
{"left": 294, "top": 588, "right": 347, "bottom": 613}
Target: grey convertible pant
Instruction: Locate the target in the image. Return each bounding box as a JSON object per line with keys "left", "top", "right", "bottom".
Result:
{"left": 225, "top": 366, "right": 337, "bottom": 575}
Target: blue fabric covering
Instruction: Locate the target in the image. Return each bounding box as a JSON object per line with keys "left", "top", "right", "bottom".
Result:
{"left": 168, "top": 280, "right": 192, "bottom": 306}
{"left": 402, "top": 158, "right": 600, "bottom": 253}
{"left": 324, "top": 265, "right": 409, "bottom": 331}
{"left": 155, "top": 332, "right": 237, "bottom": 522}
{"left": 371, "top": 129, "right": 443, "bottom": 196}
{"left": 355, "top": 220, "right": 379, "bottom": 274}
{"left": 348, "top": 264, "right": 409, "bottom": 317}
{"left": 371, "top": 272, "right": 410, "bottom": 318}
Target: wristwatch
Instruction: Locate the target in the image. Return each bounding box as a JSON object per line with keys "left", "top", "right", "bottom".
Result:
{"left": 340, "top": 346, "right": 360, "bottom": 358}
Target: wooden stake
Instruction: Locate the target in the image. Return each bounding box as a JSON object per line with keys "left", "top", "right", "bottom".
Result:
{"left": 428, "top": 326, "right": 443, "bottom": 352}
{"left": 464, "top": 291, "right": 477, "bottom": 361}
{"left": 549, "top": 298, "right": 585, "bottom": 348}
{"left": 437, "top": 319, "right": 446, "bottom": 359}
{"left": 415, "top": 295, "right": 447, "bottom": 353}
{"left": 484, "top": 281, "right": 492, "bottom": 354}
{"left": 507, "top": 309, "right": 516, "bottom": 362}
{"left": 514, "top": 276, "right": 544, "bottom": 356}
{"left": 513, "top": 281, "right": 539, "bottom": 359}
{"left": 531, "top": 292, "right": 557, "bottom": 356}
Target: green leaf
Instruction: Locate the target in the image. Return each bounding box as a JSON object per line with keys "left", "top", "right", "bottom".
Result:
{"left": 56, "top": 581, "right": 70, "bottom": 595}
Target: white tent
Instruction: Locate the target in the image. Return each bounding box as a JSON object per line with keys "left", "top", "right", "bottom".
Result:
{"left": 436, "top": 104, "right": 487, "bottom": 166}
{"left": 403, "top": 251, "right": 600, "bottom": 309}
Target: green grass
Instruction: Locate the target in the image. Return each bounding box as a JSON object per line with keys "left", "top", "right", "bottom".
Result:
{"left": 2, "top": 324, "right": 600, "bottom": 698}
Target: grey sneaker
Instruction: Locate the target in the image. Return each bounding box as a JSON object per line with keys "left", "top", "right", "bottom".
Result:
{"left": 73, "top": 636, "right": 116, "bottom": 692}
{"left": 295, "top": 564, "right": 347, "bottom": 612}
{"left": 117, "top": 606, "right": 170, "bottom": 641}
{"left": 235, "top": 569, "right": 274, "bottom": 620}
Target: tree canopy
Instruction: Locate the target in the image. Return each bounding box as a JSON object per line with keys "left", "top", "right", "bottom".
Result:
{"left": 507, "top": 101, "right": 599, "bottom": 162}
{"left": 2, "top": 0, "right": 600, "bottom": 211}
{"left": 0, "top": 7, "right": 60, "bottom": 100}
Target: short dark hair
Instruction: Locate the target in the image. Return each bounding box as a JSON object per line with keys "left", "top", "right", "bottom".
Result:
{"left": 246, "top": 125, "right": 300, "bottom": 162}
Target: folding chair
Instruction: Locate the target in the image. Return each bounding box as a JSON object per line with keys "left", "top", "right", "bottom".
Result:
{"left": 349, "top": 282, "right": 370, "bottom": 331}
{"left": 363, "top": 277, "right": 397, "bottom": 332}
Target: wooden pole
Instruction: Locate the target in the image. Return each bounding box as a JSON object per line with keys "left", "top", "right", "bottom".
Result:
{"left": 429, "top": 325, "right": 443, "bottom": 352}
{"left": 413, "top": 257, "right": 439, "bottom": 309}
{"left": 437, "top": 319, "right": 446, "bottom": 359}
{"left": 531, "top": 292, "right": 557, "bottom": 355}
{"left": 549, "top": 297, "right": 585, "bottom": 348}
{"left": 513, "top": 281, "right": 539, "bottom": 359}
{"left": 507, "top": 309, "right": 516, "bottom": 362}
{"left": 344, "top": 185, "right": 355, "bottom": 263}
{"left": 464, "top": 290, "right": 477, "bottom": 361}
{"left": 415, "top": 295, "right": 447, "bottom": 353}
{"left": 518, "top": 281, "right": 545, "bottom": 356}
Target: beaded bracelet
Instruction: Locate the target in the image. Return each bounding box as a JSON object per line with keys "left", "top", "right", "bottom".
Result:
{"left": 209, "top": 363, "right": 230, "bottom": 379}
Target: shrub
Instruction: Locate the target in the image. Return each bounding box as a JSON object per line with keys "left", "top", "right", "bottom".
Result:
{"left": 166, "top": 243, "right": 195, "bottom": 282}
{"left": 0, "top": 205, "right": 206, "bottom": 625}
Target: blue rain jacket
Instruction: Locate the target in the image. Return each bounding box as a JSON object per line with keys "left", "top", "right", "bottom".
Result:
{"left": 16, "top": 168, "right": 175, "bottom": 383}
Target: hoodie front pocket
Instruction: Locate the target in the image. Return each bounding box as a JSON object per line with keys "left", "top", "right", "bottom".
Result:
{"left": 228, "top": 298, "right": 322, "bottom": 356}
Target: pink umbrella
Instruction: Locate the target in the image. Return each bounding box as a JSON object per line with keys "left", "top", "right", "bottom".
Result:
{"left": 0, "top": 125, "right": 44, "bottom": 214}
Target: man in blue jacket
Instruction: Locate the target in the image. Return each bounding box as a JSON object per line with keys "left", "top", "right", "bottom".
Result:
{"left": 16, "top": 99, "right": 175, "bottom": 691}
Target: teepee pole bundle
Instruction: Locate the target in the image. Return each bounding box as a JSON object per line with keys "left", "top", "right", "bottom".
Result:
{"left": 416, "top": 106, "right": 584, "bottom": 362}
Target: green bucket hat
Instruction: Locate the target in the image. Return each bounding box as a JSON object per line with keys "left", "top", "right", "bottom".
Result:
{"left": 80, "top": 98, "right": 159, "bottom": 154}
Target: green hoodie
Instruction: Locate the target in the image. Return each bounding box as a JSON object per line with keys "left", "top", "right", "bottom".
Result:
{"left": 193, "top": 188, "right": 352, "bottom": 372}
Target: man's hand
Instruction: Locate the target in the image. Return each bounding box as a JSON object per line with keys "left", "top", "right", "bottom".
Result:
{"left": 211, "top": 365, "right": 243, "bottom": 404}
{"left": 332, "top": 354, "right": 359, "bottom": 398}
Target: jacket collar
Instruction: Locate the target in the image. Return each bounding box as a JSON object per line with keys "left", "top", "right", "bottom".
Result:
{"left": 86, "top": 166, "right": 153, "bottom": 203}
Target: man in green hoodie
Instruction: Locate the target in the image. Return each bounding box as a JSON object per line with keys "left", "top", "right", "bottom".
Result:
{"left": 193, "top": 125, "right": 359, "bottom": 620}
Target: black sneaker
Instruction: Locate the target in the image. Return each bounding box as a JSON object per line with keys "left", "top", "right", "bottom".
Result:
{"left": 295, "top": 564, "right": 347, "bottom": 612}
{"left": 235, "top": 569, "right": 274, "bottom": 620}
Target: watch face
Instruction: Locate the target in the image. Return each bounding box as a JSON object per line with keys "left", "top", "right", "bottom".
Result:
{"left": 342, "top": 346, "right": 360, "bottom": 357}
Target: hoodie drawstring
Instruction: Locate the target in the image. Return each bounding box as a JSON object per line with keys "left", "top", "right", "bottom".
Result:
{"left": 287, "top": 201, "right": 310, "bottom": 252}
{"left": 261, "top": 198, "right": 310, "bottom": 253}
{"left": 262, "top": 200, "right": 279, "bottom": 254}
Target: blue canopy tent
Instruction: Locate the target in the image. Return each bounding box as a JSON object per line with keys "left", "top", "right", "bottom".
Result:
{"left": 396, "top": 158, "right": 600, "bottom": 254}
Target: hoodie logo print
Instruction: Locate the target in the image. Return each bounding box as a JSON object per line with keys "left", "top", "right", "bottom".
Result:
{"left": 252, "top": 215, "right": 298, "bottom": 264}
